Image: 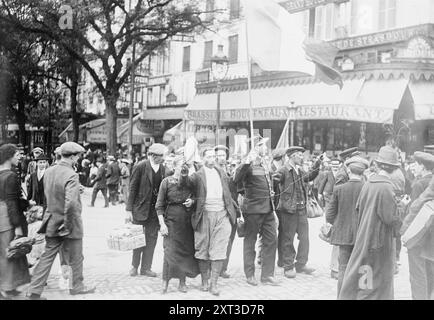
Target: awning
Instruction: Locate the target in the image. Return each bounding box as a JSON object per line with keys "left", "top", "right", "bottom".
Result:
{"left": 408, "top": 81, "right": 434, "bottom": 120}
{"left": 184, "top": 78, "right": 409, "bottom": 124}
{"left": 142, "top": 106, "right": 185, "bottom": 120}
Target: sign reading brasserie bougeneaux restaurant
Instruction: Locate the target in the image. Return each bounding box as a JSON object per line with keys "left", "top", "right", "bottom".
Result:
{"left": 278, "top": 0, "right": 348, "bottom": 14}
{"left": 184, "top": 105, "right": 394, "bottom": 124}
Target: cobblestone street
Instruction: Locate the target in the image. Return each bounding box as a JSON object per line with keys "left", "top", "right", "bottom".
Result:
{"left": 20, "top": 188, "right": 412, "bottom": 300}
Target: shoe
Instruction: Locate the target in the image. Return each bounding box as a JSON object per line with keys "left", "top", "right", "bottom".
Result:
{"left": 104, "top": 204, "right": 109, "bottom": 208}
{"left": 246, "top": 276, "right": 258, "bottom": 286}
{"left": 69, "top": 285, "right": 96, "bottom": 295}
{"left": 5, "top": 289, "right": 21, "bottom": 297}
{"left": 26, "top": 293, "right": 47, "bottom": 300}
{"left": 178, "top": 283, "right": 188, "bottom": 293}
{"left": 220, "top": 271, "right": 230, "bottom": 279}
{"left": 277, "top": 260, "right": 283, "bottom": 268}
{"left": 331, "top": 270, "right": 339, "bottom": 280}
{"left": 284, "top": 269, "right": 296, "bottom": 278}
{"left": 296, "top": 266, "right": 315, "bottom": 275}
{"left": 129, "top": 267, "right": 138, "bottom": 277}
{"left": 140, "top": 270, "right": 157, "bottom": 277}
{"left": 261, "top": 277, "right": 279, "bottom": 286}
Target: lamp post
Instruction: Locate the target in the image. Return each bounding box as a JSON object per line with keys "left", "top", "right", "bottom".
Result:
{"left": 128, "top": 0, "right": 137, "bottom": 157}
{"left": 210, "top": 44, "right": 229, "bottom": 145}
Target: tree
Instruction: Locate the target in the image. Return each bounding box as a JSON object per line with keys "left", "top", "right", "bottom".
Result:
{"left": 1, "top": 0, "right": 214, "bottom": 154}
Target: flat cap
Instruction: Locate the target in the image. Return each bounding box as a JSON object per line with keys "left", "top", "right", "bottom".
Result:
{"left": 59, "top": 142, "right": 85, "bottom": 156}
{"left": 414, "top": 151, "right": 434, "bottom": 167}
{"left": 214, "top": 145, "right": 229, "bottom": 153}
{"left": 339, "top": 147, "right": 359, "bottom": 160}
{"left": 32, "top": 147, "right": 44, "bottom": 154}
{"left": 54, "top": 147, "right": 61, "bottom": 155}
{"left": 345, "top": 155, "right": 369, "bottom": 170}
{"left": 286, "top": 146, "right": 305, "bottom": 156}
{"left": 272, "top": 148, "right": 286, "bottom": 160}
{"left": 148, "top": 143, "right": 167, "bottom": 156}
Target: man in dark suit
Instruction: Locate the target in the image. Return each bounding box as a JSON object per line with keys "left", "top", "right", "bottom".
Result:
{"left": 180, "top": 147, "right": 237, "bottom": 296}
{"left": 325, "top": 155, "right": 369, "bottom": 297}
{"left": 274, "top": 146, "right": 322, "bottom": 279}
{"left": 27, "top": 154, "right": 50, "bottom": 207}
{"left": 106, "top": 155, "right": 120, "bottom": 206}
{"left": 27, "top": 142, "right": 95, "bottom": 300}
{"left": 233, "top": 136, "right": 278, "bottom": 286}
{"left": 89, "top": 158, "right": 109, "bottom": 208}
{"left": 126, "top": 143, "right": 167, "bottom": 277}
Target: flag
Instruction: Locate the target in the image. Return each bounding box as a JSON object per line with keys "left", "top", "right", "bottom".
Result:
{"left": 244, "top": 0, "right": 343, "bottom": 88}
{"left": 275, "top": 117, "right": 290, "bottom": 150}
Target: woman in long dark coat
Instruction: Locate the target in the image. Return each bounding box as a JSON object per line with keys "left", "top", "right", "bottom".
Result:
{"left": 338, "top": 146, "right": 402, "bottom": 300}
{"left": 0, "top": 144, "right": 31, "bottom": 299}
{"left": 156, "top": 155, "right": 199, "bottom": 293}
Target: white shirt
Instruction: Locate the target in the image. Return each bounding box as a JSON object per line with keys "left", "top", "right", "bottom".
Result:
{"left": 37, "top": 169, "right": 45, "bottom": 181}
{"left": 203, "top": 166, "right": 224, "bottom": 212}
{"left": 150, "top": 161, "right": 160, "bottom": 173}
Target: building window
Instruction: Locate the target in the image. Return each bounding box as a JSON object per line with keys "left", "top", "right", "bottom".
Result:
{"left": 228, "top": 34, "right": 238, "bottom": 64}
{"left": 379, "top": 0, "right": 396, "bottom": 30}
{"left": 159, "top": 85, "right": 166, "bottom": 105}
{"left": 206, "top": 0, "right": 215, "bottom": 21}
{"left": 147, "top": 87, "right": 153, "bottom": 106}
{"left": 182, "top": 46, "right": 191, "bottom": 72}
{"left": 135, "top": 88, "right": 141, "bottom": 103}
{"left": 203, "top": 40, "right": 213, "bottom": 69}
{"left": 229, "top": 0, "right": 240, "bottom": 20}
{"left": 314, "top": 4, "right": 334, "bottom": 40}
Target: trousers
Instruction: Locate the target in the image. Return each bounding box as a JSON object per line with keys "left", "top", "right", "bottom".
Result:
{"left": 107, "top": 184, "right": 118, "bottom": 204}
{"left": 28, "top": 237, "right": 84, "bottom": 295}
{"left": 408, "top": 246, "right": 434, "bottom": 300}
{"left": 278, "top": 211, "right": 309, "bottom": 270}
{"left": 337, "top": 245, "right": 353, "bottom": 297}
{"left": 91, "top": 187, "right": 108, "bottom": 206}
{"left": 243, "top": 213, "right": 277, "bottom": 279}
{"left": 131, "top": 215, "right": 159, "bottom": 271}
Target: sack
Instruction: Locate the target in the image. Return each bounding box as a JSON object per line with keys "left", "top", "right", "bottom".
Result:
{"left": 319, "top": 223, "right": 332, "bottom": 243}
{"left": 307, "top": 196, "right": 324, "bottom": 218}
{"left": 236, "top": 218, "right": 246, "bottom": 238}
{"left": 6, "top": 236, "right": 34, "bottom": 259}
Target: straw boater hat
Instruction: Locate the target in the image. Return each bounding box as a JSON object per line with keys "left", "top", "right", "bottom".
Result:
{"left": 375, "top": 145, "right": 400, "bottom": 167}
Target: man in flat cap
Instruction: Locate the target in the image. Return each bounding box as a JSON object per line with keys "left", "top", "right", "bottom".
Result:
{"left": 326, "top": 155, "right": 369, "bottom": 297}
{"left": 401, "top": 151, "right": 434, "bottom": 299}
{"left": 106, "top": 155, "right": 120, "bottom": 206}
{"left": 126, "top": 143, "right": 167, "bottom": 277}
{"left": 27, "top": 142, "right": 95, "bottom": 299}
{"left": 234, "top": 136, "right": 279, "bottom": 286}
{"left": 336, "top": 147, "right": 360, "bottom": 186}
{"left": 274, "top": 146, "right": 322, "bottom": 278}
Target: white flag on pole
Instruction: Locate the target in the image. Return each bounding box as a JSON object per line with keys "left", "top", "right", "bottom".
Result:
{"left": 243, "top": 0, "right": 316, "bottom": 75}
{"left": 275, "top": 117, "right": 290, "bottom": 150}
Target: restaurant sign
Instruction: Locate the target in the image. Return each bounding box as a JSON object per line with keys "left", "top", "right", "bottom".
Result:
{"left": 184, "top": 104, "right": 394, "bottom": 124}
{"left": 278, "top": 0, "right": 348, "bottom": 14}
{"left": 330, "top": 24, "right": 434, "bottom": 51}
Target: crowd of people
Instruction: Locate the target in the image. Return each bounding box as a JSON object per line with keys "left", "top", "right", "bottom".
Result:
{"left": 0, "top": 135, "right": 433, "bottom": 300}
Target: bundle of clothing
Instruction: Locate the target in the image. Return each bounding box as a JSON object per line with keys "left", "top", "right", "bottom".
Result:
{"left": 6, "top": 237, "right": 34, "bottom": 259}
{"left": 25, "top": 205, "right": 45, "bottom": 267}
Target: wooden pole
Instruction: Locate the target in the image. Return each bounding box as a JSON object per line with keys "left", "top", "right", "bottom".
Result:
{"left": 244, "top": 18, "right": 255, "bottom": 151}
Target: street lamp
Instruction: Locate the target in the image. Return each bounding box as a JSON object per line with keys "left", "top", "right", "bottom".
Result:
{"left": 210, "top": 44, "right": 229, "bottom": 145}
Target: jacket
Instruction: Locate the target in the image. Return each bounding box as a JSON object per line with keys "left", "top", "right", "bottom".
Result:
{"left": 39, "top": 160, "right": 83, "bottom": 239}
{"left": 275, "top": 159, "right": 320, "bottom": 214}
{"left": 318, "top": 170, "right": 335, "bottom": 195}
{"left": 325, "top": 179, "right": 365, "bottom": 246}
{"left": 0, "top": 169, "right": 27, "bottom": 232}
{"left": 92, "top": 164, "right": 107, "bottom": 189}
{"left": 126, "top": 159, "right": 166, "bottom": 222}
{"left": 233, "top": 162, "right": 274, "bottom": 215}
{"left": 106, "top": 162, "right": 121, "bottom": 185}
{"left": 180, "top": 166, "right": 237, "bottom": 230}
{"left": 27, "top": 171, "right": 46, "bottom": 207}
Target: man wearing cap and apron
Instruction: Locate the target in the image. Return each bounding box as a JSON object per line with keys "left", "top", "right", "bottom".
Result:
{"left": 274, "top": 146, "right": 322, "bottom": 279}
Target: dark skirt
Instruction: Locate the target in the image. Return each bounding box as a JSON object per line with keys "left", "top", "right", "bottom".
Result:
{"left": 0, "top": 229, "right": 31, "bottom": 291}
{"left": 162, "top": 204, "right": 199, "bottom": 281}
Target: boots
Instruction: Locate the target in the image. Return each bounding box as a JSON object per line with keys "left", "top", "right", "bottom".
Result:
{"left": 198, "top": 260, "right": 211, "bottom": 292}
{"left": 209, "top": 260, "right": 224, "bottom": 296}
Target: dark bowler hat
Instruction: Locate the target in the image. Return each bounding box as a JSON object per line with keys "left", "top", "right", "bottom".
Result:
{"left": 286, "top": 146, "right": 305, "bottom": 156}
{"left": 35, "top": 154, "right": 50, "bottom": 161}
{"left": 414, "top": 151, "right": 434, "bottom": 168}
{"left": 339, "top": 147, "right": 360, "bottom": 160}
{"left": 272, "top": 148, "right": 286, "bottom": 160}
